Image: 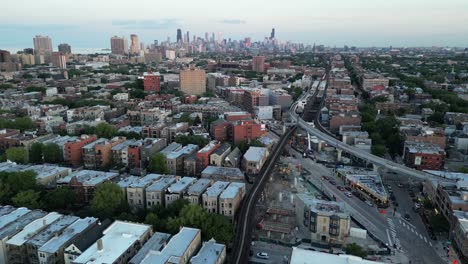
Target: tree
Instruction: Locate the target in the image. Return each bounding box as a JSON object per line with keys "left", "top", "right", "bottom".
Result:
{"left": 149, "top": 153, "right": 168, "bottom": 174}
{"left": 29, "top": 142, "right": 43, "bottom": 164}
{"left": 42, "top": 187, "right": 76, "bottom": 210}
{"left": 42, "top": 143, "right": 63, "bottom": 163}
{"left": 345, "top": 243, "right": 367, "bottom": 258}
{"left": 175, "top": 135, "right": 209, "bottom": 148}
{"left": 144, "top": 212, "right": 162, "bottom": 230}
{"left": 371, "top": 145, "right": 386, "bottom": 157}
{"left": 95, "top": 123, "right": 117, "bottom": 139}
{"left": 12, "top": 190, "right": 42, "bottom": 209}
{"left": 6, "top": 147, "right": 28, "bottom": 164}
{"left": 459, "top": 167, "right": 468, "bottom": 173}
{"left": 91, "top": 182, "right": 124, "bottom": 218}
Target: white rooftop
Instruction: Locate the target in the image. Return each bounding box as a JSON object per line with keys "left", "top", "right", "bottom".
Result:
{"left": 220, "top": 182, "right": 245, "bottom": 199}
{"left": 204, "top": 181, "right": 230, "bottom": 197}
{"left": 190, "top": 239, "right": 225, "bottom": 264}
{"left": 73, "top": 221, "right": 151, "bottom": 264}
{"left": 7, "top": 212, "right": 62, "bottom": 246}
{"left": 243, "top": 147, "right": 268, "bottom": 162}
{"left": 290, "top": 247, "right": 383, "bottom": 264}
{"left": 0, "top": 208, "right": 30, "bottom": 229}
{"left": 168, "top": 177, "right": 196, "bottom": 193}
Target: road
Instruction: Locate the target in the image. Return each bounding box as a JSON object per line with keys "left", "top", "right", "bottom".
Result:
{"left": 231, "top": 126, "right": 297, "bottom": 264}
{"left": 290, "top": 110, "right": 454, "bottom": 183}
{"left": 291, "top": 148, "right": 445, "bottom": 264}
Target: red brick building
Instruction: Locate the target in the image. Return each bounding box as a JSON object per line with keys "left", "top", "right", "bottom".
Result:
{"left": 329, "top": 112, "right": 361, "bottom": 133}
{"left": 143, "top": 72, "right": 161, "bottom": 92}
{"left": 196, "top": 140, "right": 220, "bottom": 173}
{"left": 224, "top": 112, "right": 251, "bottom": 122}
{"left": 64, "top": 135, "right": 97, "bottom": 167}
{"left": 404, "top": 142, "right": 445, "bottom": 171}
{"left": 211, "top": 120, "right": 232, "bottom": 142}
{"left": 232, "top": 120, "right": 268, "bottom": 143}
{"left": 128, "top": 142, "right": 141, "bottom": 169}
{"left": 0, "top": 129, "right": 21, "bottom": 151}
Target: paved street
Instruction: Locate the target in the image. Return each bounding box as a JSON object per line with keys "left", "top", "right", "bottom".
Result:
{"left": 249, "top": 241, "right": 292, "bottom": 264}
{"left": 290, "top": 147, "right": 445, "bottom": 264}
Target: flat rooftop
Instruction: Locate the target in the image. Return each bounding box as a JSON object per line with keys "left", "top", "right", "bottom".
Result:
{"left": 187, "top": 179, "right": 211, "bottom": 195}
{"left": 26, "top": 164, "right": 71, "bottom": 180}
{"left": 201, "top": 166, "right": 244, "bottom": 179}
{"left": 38, "top": 217, "right": 98, "bottom": 254}
{"left": 129, "top": 232, "right": 171, "bottom": 264}
{"left": 220, "top": 182, "right": 245, "bottom": 199}
{"left": 297, "top": 193, "right": 348, "bottom": 218}
{"left": 0, "top": 210, "right": 45, "bottom": 240}
{"left": 73, "top": 221, "right": 151, "bottom": 264}
{"left": 168, "top": 177, "right": 196, "bottom": 193}
{"left": 140, "top": 227, "right": 200, "bottom": 264}
{"left": 204, "top": 181, "right": 230, "bottom": 198}
{"left": 198, "top": 141, "right": 219, "bottom": 153}
{"left": 57, "top": 170, "right": 118, "bottom": 187}
{"left": 191, "top": 239, "right": 225, "bottom": 264}
{"left": 243, "top": 147, "right": 268, "bottom": 162}
{"left": 166, "top": 144, "right": 198, "bottom": 160}
{"left": 0, "top": 208, "right": 31, "bottom": 229}
{"left": 117, "top": 176, "right": 140, "bottom": 189}
{"left": 26, "top": 215, "right": 78, "bottom": 248}
{"left": 7, "top": 212, "right": 63, "bottom": 246}
{"left": 147, "top": 176, "right": 177, "bottom": 192}
{"left": 290, "top": 247, "right": 383, "bottom": 264}
{"left": 129, "top": 174, "right": 162, "bottom": 188}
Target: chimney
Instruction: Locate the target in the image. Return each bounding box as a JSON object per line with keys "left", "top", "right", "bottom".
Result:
{"left": 97, "top": 239, "right": 103, "bottom": 251}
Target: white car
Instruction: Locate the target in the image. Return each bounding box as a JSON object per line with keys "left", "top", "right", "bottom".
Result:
{"left": 365, "top": 200, "right": 373, "bottom": 207}
{"left": 345, "top": 192, "right": 353, "bottom": 198}
{"left": 257, "top": 252, "right": 269, "bottom": 259}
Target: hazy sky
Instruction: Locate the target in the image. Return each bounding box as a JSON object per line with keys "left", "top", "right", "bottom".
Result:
{"left": 1, "top": 0, "right": 467, "bottom": 50}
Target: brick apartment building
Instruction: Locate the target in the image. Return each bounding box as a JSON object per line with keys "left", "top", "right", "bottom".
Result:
{"left": 196, "top": 141, "right": 220, "bottom": 174}
{"left": 232, "top": 120, "right": 267, "bottom": 144}
{"left": 64, "top": 135, "right": 97, "bottom": 167}
{"left": 143, "top": 71, "right": 161, "bottom": 92}
{"left": 404, "top": 142, "right": 445, "bottom": 171}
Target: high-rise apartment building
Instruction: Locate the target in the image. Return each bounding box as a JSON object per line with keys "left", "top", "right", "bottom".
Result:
{"left": 252, "top": 56, "right": 265, "bottom": 72}
{"left": 51, "top": 52, "right": 67, "bottom": 69}
{"left": 143, "top": 72, "right": 161, "bottom": 92}
{"left": 58, "top": 43, "right": 71, "bottom": 54}
{"left": 270, "top": 28, "right": 275, "bottom": 39}
{"left": 130, "top": 34, "right": 139, "bottom": 55}
{"left": 177, "top": 29, "right": 183, "bottom": 43}
{"left": 179, "top": 65, "right": 206, "bottom": 95}
{"left": 110, "top": 36, "right": 128, "bottom": 55}
{"left": 33, "top": 35, "right": 53, "bottom": 55}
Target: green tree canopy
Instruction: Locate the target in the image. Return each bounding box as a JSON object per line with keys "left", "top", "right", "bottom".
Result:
{"left": 6, "top": 147, "right": 28, "bottom": 164}
{"left": 42, "top": 143, "right": 63, "bottom": 163}
{"left": 90, "top": 182, "right": 125, "bottom": 219}
{"left": 0, "top": 170, "right": 37, "bottom": 203}
{"left": 95, "top": 123, "right": 117, "bottom": 139}
{"left": 42, "top": 187, "right": 76, "bottom": 211}
{"left": 371, "top": 145, "right": 386, "bottom": 157}
{"left": 12, "top": 190, "right": 42, "bottom": 209}
{"left": 149, "top": 153, "right": 168, "bottom": 174}
{"left": 29, "top": 142, "right": 43, "bottom": 164}
{"left": 175, "top": 135, "right": 209, "bottom": 148}
{"left": 345, "top": 243, "right": 367, "bottom": 258}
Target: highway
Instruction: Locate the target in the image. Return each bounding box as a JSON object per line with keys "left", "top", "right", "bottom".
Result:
{"left": 231, "top": 125, "right": 297, "bottom": 264}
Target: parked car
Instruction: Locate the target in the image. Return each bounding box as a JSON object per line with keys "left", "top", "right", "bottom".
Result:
{"left": 345, "top": 187, "right": 352, "bottom": 191}
{"left": 257, "top": 252, "right": 269, "bottom": 259}
{"left": 404, "top": 213, "right": 411, "bottom": 221}
{"left": 321, "top": 176, "right": 329, "bottom": 181}
{"left": 345, "top": 192, "right": 353, "bottom": 197}
{"left": 329, "top": 180, "right": 337, "bottom": 185}
{"left": 337, "top": 186, "right": 345, "bottom": 191}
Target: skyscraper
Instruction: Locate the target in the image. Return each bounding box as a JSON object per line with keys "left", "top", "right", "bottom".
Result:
{"left": 177, "top": 29, "right": 182, "bottom": 43}
{"left": 217, "top": 32, "right": 223, "bottom": 44}
{"left": 58, "top": 43, "right": 71, "bottom": 54}
{"left": 130, "top": 34, "right": 139, "bottom": 55}
{"left": 179, "top": 65, "right": 206, "bottom": 95}
{"left": 186, "top": 31, "right": 190, "bottom": 43}
{"left": 270, "top": 28, "right": 275, "bottom": 39}
{"left": 205, "top": 32, "right": 209, "bottom": 42}
{"left": 110, "top": 36, "right": 127, "bottom": 55}
{"left": 33, "top": 35, "right": 53, "bottom": 54}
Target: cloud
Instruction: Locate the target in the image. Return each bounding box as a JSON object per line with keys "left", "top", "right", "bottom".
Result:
{"left": 111, "top": 19, "right": 180, "bottom": 29}
{"left": 220, "top": 19, "right": 246, "bottom": 24}
{"left": 0, "top": 24, "right": 77, "bottom": 31}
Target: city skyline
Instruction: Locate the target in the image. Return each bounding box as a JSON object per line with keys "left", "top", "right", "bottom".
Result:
{"left": 1, "top": 0, "right": 468, "bottom": 50}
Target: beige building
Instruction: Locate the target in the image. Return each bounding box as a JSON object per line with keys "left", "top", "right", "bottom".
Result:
{"left": 362, "top": 73, "right": 389, "bottom": 91}
{"left": 219, "top": 182, "right": 245, "bottom": 221}
{"left": 242, "top": 147, "right": 269, "bottom": 175}
{"left": 202, "top": 181, "right": 230, "bottom": 214}
{"left": 145, "top": 176, "right": 177, "bottom": 208}
{"left": 126, "top": 174, "right": 162, "bottom": 210}
{"left": 295, "top": 194, "right": 350, "bottom": 244}
{"left": 166, "top": 177, "right": 197, "bottom": 207}
{"left": 190, "top": 238, "right": 226, "bottom": 264}
{"left": 180, "top": 65, "right": 206, "bottom": 95}
{"left": 210, "top": 143, "right": 231, "bottom": 167}
{"left": 184, "top": 178, "right": 212, "bottom": 205}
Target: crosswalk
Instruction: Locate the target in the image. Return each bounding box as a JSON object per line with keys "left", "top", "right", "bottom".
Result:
{"left": 386, "top": 218, "right": 401, "bottom": 249}
{"left": 394, "top": 217, "right": 432, "bottom": 247}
